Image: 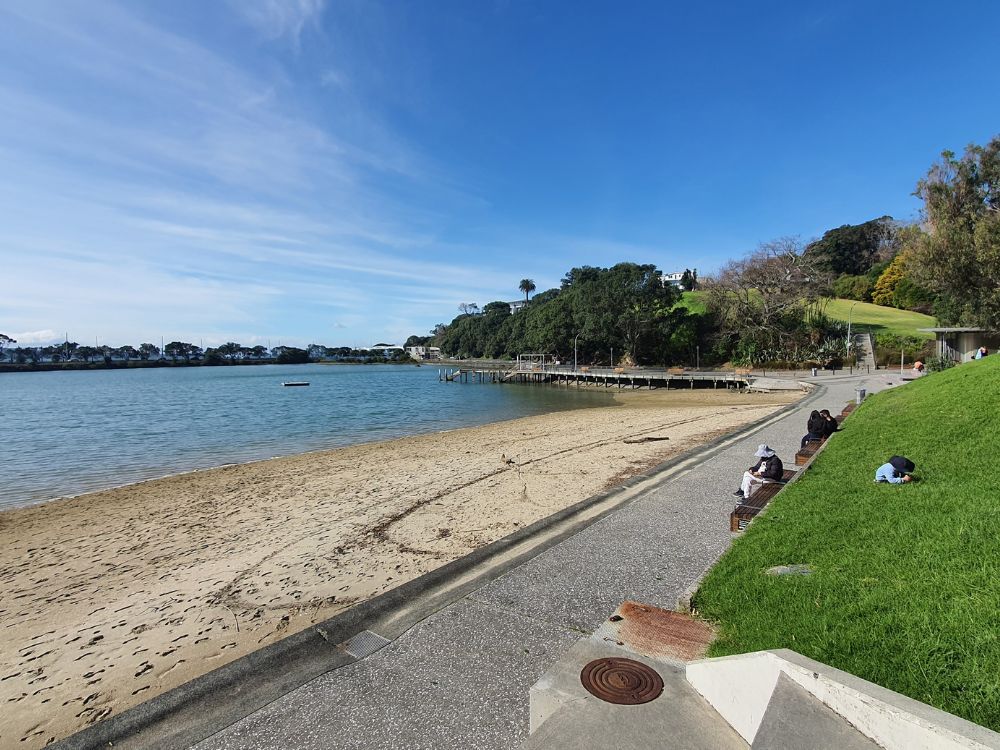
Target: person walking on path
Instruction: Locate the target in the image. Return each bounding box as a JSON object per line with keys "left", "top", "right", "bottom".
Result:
{"left": 875, "top": 455, "right": 915, "bottom": 484}
{"left": 734, "top": 444, "right": 783, "bottom": 499}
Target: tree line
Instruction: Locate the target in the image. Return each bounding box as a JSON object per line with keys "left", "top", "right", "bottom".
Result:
{"left": 425, "top": 263, "right": 722, "bottom": 366}
{"left": 419, "top": 134, "right": 999, "bottom": 367}
{"left": 0, "top": 338, "right": 411, "bottom": 368}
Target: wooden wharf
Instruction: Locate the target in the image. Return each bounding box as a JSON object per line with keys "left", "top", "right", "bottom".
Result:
{"left": 439, "top": 365, "right": 753, "bottom": 390}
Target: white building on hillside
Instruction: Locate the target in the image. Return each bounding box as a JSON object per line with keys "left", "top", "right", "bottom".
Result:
{"left": 663, "top": 271, "right": 685, "bottom": 289}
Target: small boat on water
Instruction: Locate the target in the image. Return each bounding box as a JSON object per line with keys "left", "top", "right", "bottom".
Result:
{"left": 282, "top": 381, "right": 310, "bottom": 387}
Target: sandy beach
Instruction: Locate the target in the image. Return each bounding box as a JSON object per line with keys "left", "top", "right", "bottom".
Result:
{"left": 0, "top": 388, "right": 799, "bottom": 747}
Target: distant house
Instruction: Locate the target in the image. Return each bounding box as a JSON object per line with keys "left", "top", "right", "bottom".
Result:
{"left": 509, "top": 300, "right": 528, "bottom": 314}
{"left": 406, "top": 346, "right": 441, "bottom": 360}
{"left": 921, "top": 328, "right": 1000, "bottom": 362}
{"left": 662, "top": 271, "right": 685, "bottom": 289}
{"left": 370, "top": 344, "right": 404, "bottom": 356}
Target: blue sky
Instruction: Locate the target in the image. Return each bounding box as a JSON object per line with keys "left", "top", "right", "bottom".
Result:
{"left": 2, "top": 0, "right": 999, "bottom": 349}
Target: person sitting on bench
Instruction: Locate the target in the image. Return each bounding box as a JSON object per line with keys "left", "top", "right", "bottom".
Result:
{"left": 875, "top": 455, "right": 915, "bottom": 484}
{"left": 819, "top": 409, "right": 839, "bottom": 438}
{"left": 734, "top": 444, "right": 783, "bottom": 498}
{"left": 800, "top": 410, "right": 826, "bottom": 449}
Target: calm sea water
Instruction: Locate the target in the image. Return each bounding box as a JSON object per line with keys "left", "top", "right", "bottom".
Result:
{"left": 0, "top": 364, "right": 614, "bottom": 510}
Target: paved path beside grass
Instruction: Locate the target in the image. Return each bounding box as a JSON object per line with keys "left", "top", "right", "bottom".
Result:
{"left": 193, "top": 373, "right": 900, "bottom": 750}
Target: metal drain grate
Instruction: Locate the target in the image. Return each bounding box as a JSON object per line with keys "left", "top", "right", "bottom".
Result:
{"left": 580, "top": 657, "right": 664, "bottom": 705}
{"left": 341, "top": 630, "right": 391, "bottom": 659}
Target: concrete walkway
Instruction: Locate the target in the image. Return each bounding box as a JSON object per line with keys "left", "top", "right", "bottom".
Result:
{"left": 192, "top": 373, "right": 898, "bottom": 750}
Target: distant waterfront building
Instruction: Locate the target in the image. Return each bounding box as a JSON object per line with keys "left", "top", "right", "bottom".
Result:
{"left": 370, "top": 344, "right": 404, "bottom": 356}
{"left": 406, "top": 345, "right": 442, "bottom": 360}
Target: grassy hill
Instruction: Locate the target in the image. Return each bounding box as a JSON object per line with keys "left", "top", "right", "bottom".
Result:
{"left": 679, "top": 293, "right": 935, "bottom": 339}
{"left": 676, "top": 290, "right": 707, "bottom": 314}
{"left": 693, "top": 355, "right": 1000, "bottom": 730}
{"left": 822, "top": 298, "right": 936, "bottom": 338}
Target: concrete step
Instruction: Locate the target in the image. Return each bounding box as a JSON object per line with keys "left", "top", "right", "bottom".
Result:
{"left": 751, "top": 674, "right": 880, "bottom": 750}
{"left": 526, "top": 639, "right": 747, "bottom": 750}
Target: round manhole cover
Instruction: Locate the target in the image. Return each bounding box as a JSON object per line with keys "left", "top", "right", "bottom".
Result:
{"left": 579, "top": 657, "right": 664, "bottom": 705}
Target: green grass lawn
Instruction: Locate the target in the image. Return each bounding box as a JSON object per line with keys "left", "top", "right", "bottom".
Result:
{"left": 676, "top": 290, "right": 707, "bottom": 314}
{"left": 823, "top": 298, "right": 936, "bottom": 338}
{"left": 693, "top": 356, "right": 1000, "bottom": 730}
{"left": 679, "top": 294, "right": 935, "bottom": 340}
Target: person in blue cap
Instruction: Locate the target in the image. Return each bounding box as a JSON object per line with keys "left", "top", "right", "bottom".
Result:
{"left": 875, "top": 455, "right": 914, "bottom": 484}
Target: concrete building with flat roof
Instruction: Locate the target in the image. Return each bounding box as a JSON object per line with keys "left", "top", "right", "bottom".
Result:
{"left": 920, "top": 327, "right": 1000, "bottom": 362}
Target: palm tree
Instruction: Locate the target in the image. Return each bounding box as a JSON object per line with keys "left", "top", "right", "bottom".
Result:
{"left": 519, "top": 278, "right": 536, "bottom": 303}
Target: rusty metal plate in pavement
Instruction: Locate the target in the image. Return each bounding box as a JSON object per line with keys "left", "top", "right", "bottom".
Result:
{"left": 592, "top": 601, "right": 715, "bottom": 662}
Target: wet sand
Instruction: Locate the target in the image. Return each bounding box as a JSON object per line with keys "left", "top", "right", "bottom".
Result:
{"left": 0, "top": 388, "right": 799, "bottom": 747}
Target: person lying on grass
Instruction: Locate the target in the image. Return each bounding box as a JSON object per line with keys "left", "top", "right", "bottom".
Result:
{"left": 875, "top": 455, "right": 915, "bottom": 484}
{"left": 734, "top": 444, "right": 783, "bottom": 499}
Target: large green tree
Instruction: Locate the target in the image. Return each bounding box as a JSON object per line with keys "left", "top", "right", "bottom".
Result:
{"left": 518, "top": 278, "right": 536, "bottom": 302}
{"left": 138, "top": 343, "right": 160, "bottom": 360}
{"left": 436, "top": 263, "right": 680, "bottom": 364}
{"left": 805, "top": 216, "right": 897, "bottom": 276}
{"left": 909, "top": 136, "right": 1000, "bottom": 327}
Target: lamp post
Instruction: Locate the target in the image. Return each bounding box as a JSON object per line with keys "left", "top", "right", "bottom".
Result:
{"left": 573, "top": 333, "right": 582, "bottom": 372}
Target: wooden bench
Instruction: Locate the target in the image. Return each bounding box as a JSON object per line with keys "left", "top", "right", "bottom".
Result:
{"left": 795, "top": 443, "right": 819, "bottom": 465}
{"left": 734, "top": 368, "right": 752, "bottom": 376}
{"left": 842, "top": 402, "right": 856, "bottom": 415}
{"left": 668, "top": 367, "right": 685, "bottom": 375}
{"left": 729, "top": 469, "right": 799, "bottom": 532}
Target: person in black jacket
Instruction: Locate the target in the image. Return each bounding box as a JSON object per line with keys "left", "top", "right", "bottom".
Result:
{"left": 800, "top": 410, "right": 826, "bottom": 449}
{"left": 819, "top": 409, "right": 838, "bottom": 438}
{"left": 734, "top": 444, "right": 783, "bottom": 498}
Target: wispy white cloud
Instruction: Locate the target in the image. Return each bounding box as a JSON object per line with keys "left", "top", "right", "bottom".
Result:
{"left": 0, "top": 1, "right": 513, "bottom": 346}
{"left": 229, "top": 0, "right": 326, "bottom": 47}
{"left": 320, "top": 68, "right": 349, "bottom": 89}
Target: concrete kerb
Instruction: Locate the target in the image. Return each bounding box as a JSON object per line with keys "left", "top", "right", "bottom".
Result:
{"left": 52, "top": 384, "right": 822, "bottom": 750}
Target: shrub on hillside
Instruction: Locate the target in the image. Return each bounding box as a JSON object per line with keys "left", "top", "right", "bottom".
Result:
{"left": 925, "top": 355, "right": 956, "bottom": 373}
{"left": 873, "top": 333, "right": 932, "bottom": 368}
{"left": 832, "top": 273, "right": 873, "bottom": 301}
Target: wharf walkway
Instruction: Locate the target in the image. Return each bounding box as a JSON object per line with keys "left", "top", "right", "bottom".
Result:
{"left": 440, "top": 365, "right": 754, "bottom": 389}
{"left": 71, "top": 373, "right": 903, "bottom": 750}
{"left": 440, "top": 363, "right": 878, "bottom": 391}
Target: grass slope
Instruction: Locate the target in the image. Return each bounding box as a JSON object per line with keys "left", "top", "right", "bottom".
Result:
{"left": 824, "top": 298, "right": 937, "bottom": 338}
{"left": 676, "top": 290, "right": 707, "bottom": 314}
{"left": 694, "top": 356, "right": 1000, "bottom": 730}
{"left": 678, "top": 294, "right": 934, "bottom": 340}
